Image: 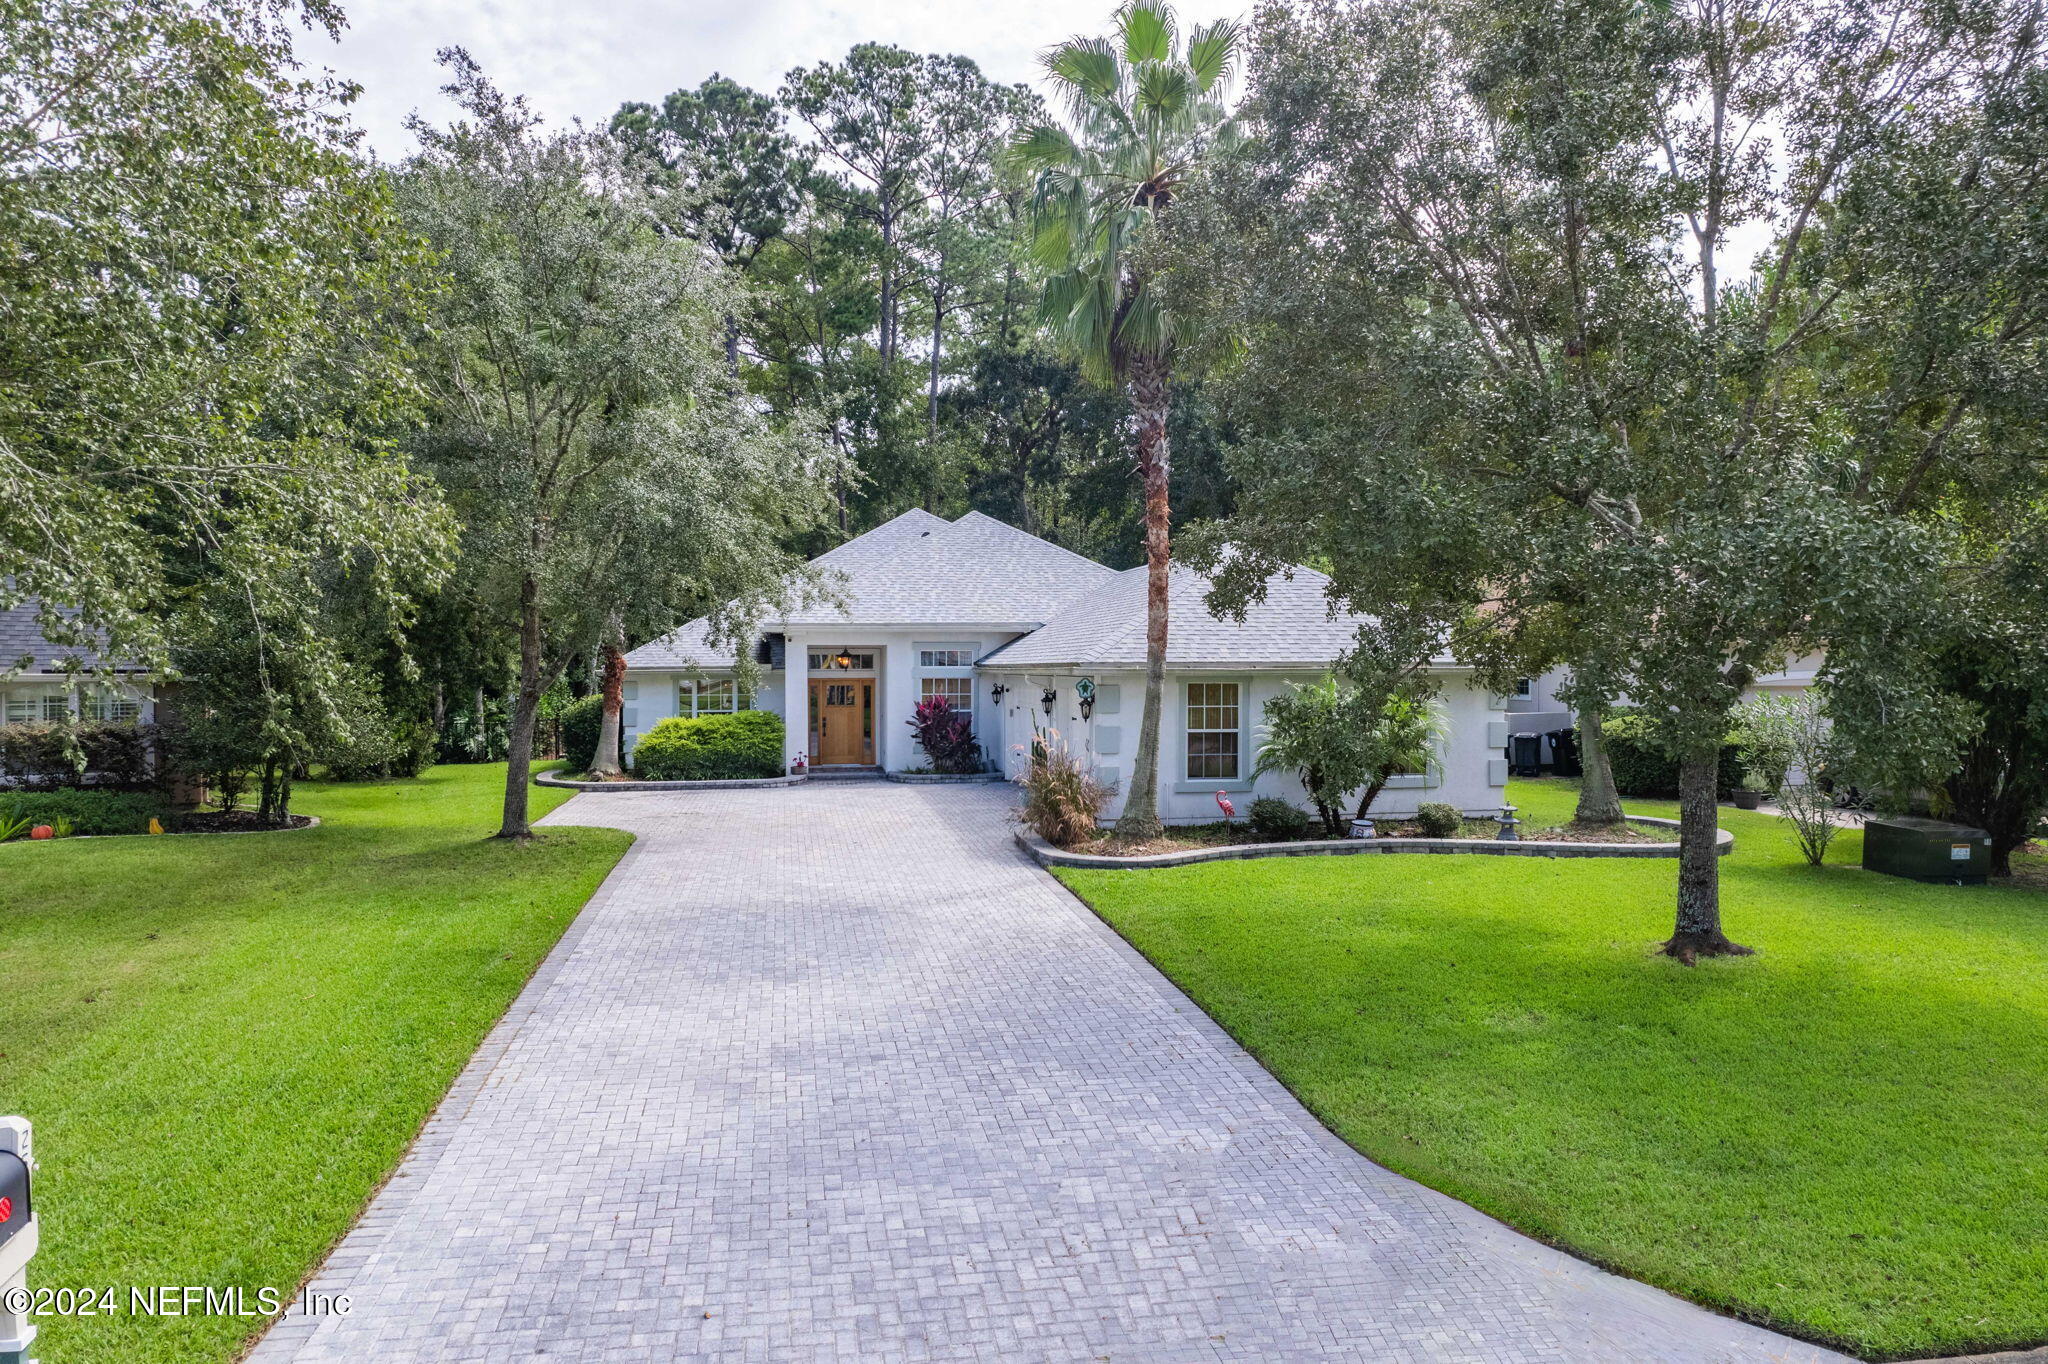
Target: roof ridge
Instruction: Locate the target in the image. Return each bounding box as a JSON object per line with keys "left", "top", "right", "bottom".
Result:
{"left": 950, "top": 510, "right": 1113, "bottom": 574}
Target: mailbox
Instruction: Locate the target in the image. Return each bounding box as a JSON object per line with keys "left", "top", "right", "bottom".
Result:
{"left": 1, "top": 1115, "right": 36, "bottom": 1364}
{"left": 0, "top": 1152, "right": 26, "bottom": 1252}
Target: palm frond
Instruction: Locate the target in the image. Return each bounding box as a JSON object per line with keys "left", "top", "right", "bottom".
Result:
{"left": 1044, "top": 37, "right": 1122, "bottom": 103}
{"left": 1120, "top": 0, "right": 1176, "bottom": 64}
{"left": 1184, "top": 18, "right": 1243, "bottom": 94}
{"left": 1009, "top": 123, "right": 1082, "bottom": 175}
{"left": 1132, "top": 63, "right": 1194, "bottom": 124}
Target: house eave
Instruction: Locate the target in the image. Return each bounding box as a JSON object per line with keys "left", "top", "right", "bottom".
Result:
{"left": 975, "top": 658, "right": 1469, "bottom": 674}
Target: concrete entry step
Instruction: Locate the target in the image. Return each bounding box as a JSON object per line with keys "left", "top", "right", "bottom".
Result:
{"left": 805, "top": 764, "right": 885, "bottom": 781}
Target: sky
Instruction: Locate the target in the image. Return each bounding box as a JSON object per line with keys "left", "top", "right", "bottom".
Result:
{"left": 317, "top": 0, "right": 1246, "bottom": 162}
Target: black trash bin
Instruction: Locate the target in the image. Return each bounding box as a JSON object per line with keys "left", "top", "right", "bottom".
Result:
{"left": 1508, "top": 732, "right": 1543, "bottom": 777}
{"left": 1547, "top": 727, "right": 1581, "bottom": 777}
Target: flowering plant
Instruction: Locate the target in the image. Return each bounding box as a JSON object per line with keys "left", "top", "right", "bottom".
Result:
{"left": 908, "top": 696, "right": 981, "bottom": 774}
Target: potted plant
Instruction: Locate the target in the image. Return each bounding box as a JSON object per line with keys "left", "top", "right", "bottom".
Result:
{"left": 1732, "top": 767, "right": 1771, "bottom": 810}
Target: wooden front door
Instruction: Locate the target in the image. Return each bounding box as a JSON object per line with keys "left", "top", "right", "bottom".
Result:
{"left": 810, "top": 679, "right": 871, "bottom": 765}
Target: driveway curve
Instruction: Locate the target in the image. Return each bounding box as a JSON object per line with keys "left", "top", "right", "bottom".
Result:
{"left": 255, "top": 781, "right": 1844, "bottom": 1363}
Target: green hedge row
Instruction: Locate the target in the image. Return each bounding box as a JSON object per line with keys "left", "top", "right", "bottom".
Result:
{"left": 0, "top": 721, "right": 157, "bottom": 789}
{"left": 0, "top": 787, "right": 165, "bottom": 836}
{"left": 632, "top": 710, "right": 784, "bottom": 781}
{"left": 1601, "top": 713, "right": 1745, "bottom": 798}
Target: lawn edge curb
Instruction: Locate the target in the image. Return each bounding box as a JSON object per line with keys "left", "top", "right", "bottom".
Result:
{"left": 1015, "top": 815, "right": 1734, "bottom": 869}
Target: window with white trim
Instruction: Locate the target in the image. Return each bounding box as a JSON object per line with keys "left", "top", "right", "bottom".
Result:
{"left": 678, "top": 678, "right": 741, "bottom": 717}
{"left": 917, "top": 646, "right": 975, "bottom": 668}
{"left": 82, "top": 690, "right": 142, "bottom": 723}
{"left": 3, "top": 689, "right": 69, "bottom": 725}
{"left": 920, "top": 676, "right": 974, "bottom": 714}
{"left": 1185, "top": 682, "right": 1241, "bottom": 781}
{"left": 1513, "top": 678, "right": 1533, "bottom": 697}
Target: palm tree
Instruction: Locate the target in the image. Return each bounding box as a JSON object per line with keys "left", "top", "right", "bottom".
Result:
{"left": 1012, "top": 0, "right": 1240, "bottom": 839}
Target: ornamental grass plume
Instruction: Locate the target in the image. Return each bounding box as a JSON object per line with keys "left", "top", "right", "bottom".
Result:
{"left": 1016, "top": 727, "right": 1110, "bottom": 848}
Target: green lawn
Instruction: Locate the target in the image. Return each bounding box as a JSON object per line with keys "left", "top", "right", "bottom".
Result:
{"left": 0, "top": 763, "right": 631, "bottom": 1364}
{"left": 1057, "top": 780, "right": 2048, "bottom": 1361}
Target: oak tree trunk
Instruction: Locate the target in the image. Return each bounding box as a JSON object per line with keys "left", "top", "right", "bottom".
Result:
{"left": 589, "top": 613, "right": 627, "bottom": 778}
{"left": 1663, "top": 736, "right": 1751, "bottom": 963}
{"left": 1575, "top": 707, "right": 1625, "bottom": 825}
{"left": 1115, "top": 350, "right": 1172, "bottom": 841}
{"left": 499, "top": 571, "right": 544, "bottom": 840}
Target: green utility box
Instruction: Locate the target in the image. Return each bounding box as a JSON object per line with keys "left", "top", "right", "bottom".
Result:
{"left": 1862, "top": 815, "right": 1994, "bottom": 885}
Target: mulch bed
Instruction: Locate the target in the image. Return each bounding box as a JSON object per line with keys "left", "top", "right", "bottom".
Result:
{"left": 1062, "top": 816, "right": 1668, "bottom": 859}
{"left": 172, "top": 810, "right": 315, "bottom": 834}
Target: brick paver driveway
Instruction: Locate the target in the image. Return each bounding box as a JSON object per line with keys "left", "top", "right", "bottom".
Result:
{"left": 257, "top": 782, "right": 1843, "bottom": 1363}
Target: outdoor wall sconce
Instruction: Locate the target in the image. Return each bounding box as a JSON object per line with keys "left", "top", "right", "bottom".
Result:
{"left": 1040, "top": 687, "right": 1058, "bottom": 715}
{"left": 990, "top": 683, "right": 1008, "bottom": 702}
{"left": 1076, "top": 675, "right": 1096, "bottom": 719}
{"left": 832, "top": 649, "right": 854, "bottom": 671}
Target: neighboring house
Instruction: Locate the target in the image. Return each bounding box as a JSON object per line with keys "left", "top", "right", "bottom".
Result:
{"left": 0, "top": 602, "right": 156, "bottom": 727}
{"left": 626, "top": 510, "right": 1510, "bottom": 824}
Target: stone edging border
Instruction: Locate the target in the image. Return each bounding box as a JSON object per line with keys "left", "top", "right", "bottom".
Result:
{"left": 884, "top": 772, "right": 1004, "bottom": 785}
{"left": 1017, "top": 814, "right": 1733, "bottom": 870}
{"left": 536, "top": 771, "right": 806, "bottom": 792}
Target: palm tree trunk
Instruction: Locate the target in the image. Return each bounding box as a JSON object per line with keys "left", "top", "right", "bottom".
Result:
{"left": 1575, "top": 706, "right": 1624, "bottom": 825}
{"left": 589, "top": 612, "right": 627, "bottom": 778}
{"left": 1663, "top": 733, "right": 1750, "bottom": 962}
{"left": 1115, "top": 351, "right": 1172, "bottom": 841}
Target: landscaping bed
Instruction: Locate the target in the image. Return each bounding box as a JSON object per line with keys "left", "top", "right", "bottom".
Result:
{"left": 1052, "top": 777, "right": 2048, "bottom": 1359}
{"left": 1044, "top": 812, "right": 1687, "bottom": 864}
{"left": 0, "top": 763, "right": 631, "bottom": 1364}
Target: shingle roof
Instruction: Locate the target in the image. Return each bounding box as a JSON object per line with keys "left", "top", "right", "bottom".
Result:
{"left": 625, "top": 511, "right": 1120, "bottom": 668}
{"left": 621, "top": 616, "right": 740, "bottom": 670}
{"left": 777, "top": 510, "right": 1116, "bottom": 627}
{"left": 0, "top": 601, "right": 123, "bottom": 674}
{"left": 977, "top": 561, "right": 1435, "bottom": 671}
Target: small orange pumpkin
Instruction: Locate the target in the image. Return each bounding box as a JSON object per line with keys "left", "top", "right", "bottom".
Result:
{"left": 28, "top": 825, "right": 54, "bottom": 840}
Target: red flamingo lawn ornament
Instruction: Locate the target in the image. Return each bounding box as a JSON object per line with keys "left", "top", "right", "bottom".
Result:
{"left": 1215, "top": 790, "right": 1236, "bottom": 823}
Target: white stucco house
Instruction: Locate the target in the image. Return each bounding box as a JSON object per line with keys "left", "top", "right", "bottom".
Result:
{"left": 623, "top": 509, "right": 1511, "bottom": 824}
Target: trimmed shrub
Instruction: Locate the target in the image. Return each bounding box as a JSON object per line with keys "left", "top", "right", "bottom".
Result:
{"left": 0, "top": 788, "right": 164, "bottom": 837}
{"left": 632, "top": 710, "right": 784, "bottom": 781}
{"left": 0, "top": 721, "right": 157, "bottom": 789}
{"left": 1248, "top": 796, "right": 1313, "bottom": 842}
{"left": 1414, "top": 801, "right": 1463, "bottom": 837}
{"left": 560, "top": 694, "right": 606, "bottom": 771}
{"left": 1600, "top": 712, "right": 1744, "bottom": 798}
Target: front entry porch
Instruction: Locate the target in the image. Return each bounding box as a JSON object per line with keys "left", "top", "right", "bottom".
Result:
{"left": 807, "top": 677, "right": 875, "bottom": 767}
{"left": 792, "top": 644, "right": 882, "bottom": 770}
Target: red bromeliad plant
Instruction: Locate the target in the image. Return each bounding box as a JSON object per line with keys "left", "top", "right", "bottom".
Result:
{"left": 908, "top": 696, "right": 981, "bottom": 774}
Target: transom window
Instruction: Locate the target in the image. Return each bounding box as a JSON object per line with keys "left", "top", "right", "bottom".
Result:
{"left": 1185, "top": 682, "right": 1241, "bottom": 781}
{"left": 678, "top": 678, "right": 740, "bottom": 717}
{"left": 917, "top": 646, "right": 974, "bottom": 668}
{"left": 808, "top": 651, "right": 875, "bottom": 671}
